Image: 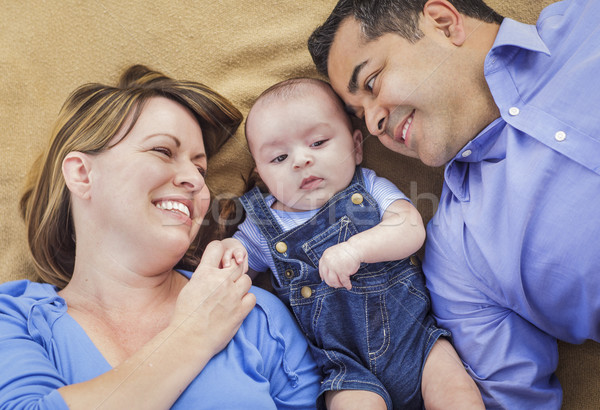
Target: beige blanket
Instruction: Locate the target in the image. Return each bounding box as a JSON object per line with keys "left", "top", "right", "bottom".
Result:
{"left": 1, "top": 0, "right": 597, "bottom": 406}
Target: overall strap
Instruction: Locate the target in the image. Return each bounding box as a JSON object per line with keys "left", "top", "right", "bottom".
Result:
{"left": 238, "top": 186, "right": 284, "bottom": 241}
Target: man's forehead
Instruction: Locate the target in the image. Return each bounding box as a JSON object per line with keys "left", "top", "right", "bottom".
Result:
{"left": 328, "top": 18, "right": 366, "bottom": 93}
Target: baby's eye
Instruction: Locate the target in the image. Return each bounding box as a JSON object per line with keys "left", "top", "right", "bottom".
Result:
{"left": 311, "top": 140, "right": 328, "bottom": 147}
{"left": 271, "top": 154, "right": 288, "bottom": 163}
{"left": 152, "top": 147, "right": 172, "bottom": 157}
{"left": 196, "top": 165, "right": 207, "bottom": 177}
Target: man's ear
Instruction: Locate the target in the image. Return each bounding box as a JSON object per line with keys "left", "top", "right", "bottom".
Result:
{"left": 352, "top": 129, "right": 364, "bottom": 165}
{"left": 423, "top": 0, "right": 466, "bottom": 46}
{"left": 62, "top": 152, "right": 93, "bottom": 200}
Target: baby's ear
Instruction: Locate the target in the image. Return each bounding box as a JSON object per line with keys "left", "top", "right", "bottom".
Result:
{"left": 352, "top": 129, "right": 364, "bottom": 164}
{"left": 62, "top": 152, "right": 93, "bottom": 200}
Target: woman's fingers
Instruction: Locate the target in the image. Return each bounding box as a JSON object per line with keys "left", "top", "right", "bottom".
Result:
{"left": 200, "top": 240, "right": 226, "bottom": 267}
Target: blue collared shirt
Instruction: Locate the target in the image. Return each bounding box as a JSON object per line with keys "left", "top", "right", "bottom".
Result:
{"left": 423, "top": 0, "right": 600, "bottom": 408}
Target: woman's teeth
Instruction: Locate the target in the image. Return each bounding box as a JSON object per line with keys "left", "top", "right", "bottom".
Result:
{"left": 155, "top": 200, "right": 190, "bottom": 217}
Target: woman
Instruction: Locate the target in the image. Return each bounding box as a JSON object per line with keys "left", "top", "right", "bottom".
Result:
{"left": 0, "top": 65, "right": 320, "bottom": 409}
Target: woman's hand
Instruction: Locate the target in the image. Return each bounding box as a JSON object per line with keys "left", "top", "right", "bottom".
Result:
{"left": 172, "top": 240, "right": 256, "bottom": 358}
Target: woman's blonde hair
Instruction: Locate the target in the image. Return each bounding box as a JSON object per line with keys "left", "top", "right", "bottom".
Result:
{"left": 19, "top": 65, "right": 242, "bottom": 289}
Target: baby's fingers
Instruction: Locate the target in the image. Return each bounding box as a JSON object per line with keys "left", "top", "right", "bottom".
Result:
{"left": 339, "top": 274, "right": 352, "bottom": 291}
{"left": 221, "top": 249, "right": 234, "bottom": 268}
{"left": 320, "top": 265, "right": 343, "bottom": 289}
{"left": 232, "top": 248, "right": 247, "bottom": 265}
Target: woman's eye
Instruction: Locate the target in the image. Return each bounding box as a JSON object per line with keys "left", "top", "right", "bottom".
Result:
{"left": 271, "top": 154, "right": 287, "bottom": 163}
{"left": 366, "top": 75, "right": 376, "bottom": 92}
{"left": 153, "top": 147, "right": 172, "bottom": 157}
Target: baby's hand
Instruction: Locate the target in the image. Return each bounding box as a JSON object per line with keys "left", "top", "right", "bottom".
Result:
{"left": 319, "top": 242, "right": 361, "bottom": 290}
{"left": 220, "top": 238, "right": 248, "bottom": 270}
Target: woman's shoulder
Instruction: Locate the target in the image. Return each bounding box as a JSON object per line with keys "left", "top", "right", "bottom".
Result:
{"left": 0, "top": 279, "right": 66, "bottom": 335}
{"left": 250, "top": 285, "right": 285, "bottom": 314}
{"left": 246, "top": 286, "right": 303, "bottom": 341}
{"left": 0, "top": 280, "right": 61, "bottom": 311}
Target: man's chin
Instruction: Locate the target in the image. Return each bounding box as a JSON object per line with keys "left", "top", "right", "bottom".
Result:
{"left": 381, "top": 138, "right": 420, "bottom": 159}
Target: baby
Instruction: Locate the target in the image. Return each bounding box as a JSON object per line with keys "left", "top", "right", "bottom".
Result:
{"left": 223, "top": 78, "right": 483, "bottom": 409}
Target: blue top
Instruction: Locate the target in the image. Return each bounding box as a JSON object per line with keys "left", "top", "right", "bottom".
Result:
{"left": 0, "top": 273, "right": 320, "bottom": 409}
{"left": 424, "top": 0, "right": 600, "bottom": 408}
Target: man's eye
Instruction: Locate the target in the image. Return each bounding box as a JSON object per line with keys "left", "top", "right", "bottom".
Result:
{"left": 271, "top": 154, "right": 287, "bottom": 163}
{"left": 153, "top": 147, "right": 172, "bottom": 156}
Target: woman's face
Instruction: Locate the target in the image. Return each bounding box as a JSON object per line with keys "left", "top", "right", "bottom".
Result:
{"left": 87, "top": 97, "right": 210, "bottom": 268}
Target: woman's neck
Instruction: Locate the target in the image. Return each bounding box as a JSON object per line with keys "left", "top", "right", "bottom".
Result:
{"left": 59, "top": 258, "right": 187, "bottom": 319}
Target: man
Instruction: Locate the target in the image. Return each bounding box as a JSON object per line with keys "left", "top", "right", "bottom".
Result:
{"left": 308, "top": 0, "right": 600, "bottom": 408}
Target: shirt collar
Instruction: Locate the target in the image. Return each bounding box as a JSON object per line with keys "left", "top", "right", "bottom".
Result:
{"left": 491, "top": 17, "right": 551, "bottom": 56}
{"left": 444, "top": 119, "right": 507, "bottom": 201}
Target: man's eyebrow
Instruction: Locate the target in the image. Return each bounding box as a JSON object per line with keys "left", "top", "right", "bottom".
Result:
{"left": 348, "top": 60, "right": 368, "bottom": 93}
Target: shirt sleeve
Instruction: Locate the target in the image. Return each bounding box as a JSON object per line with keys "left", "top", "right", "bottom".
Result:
{"left": 233, "top": 218, "right": 271, "bottom": 273}
{"left": 423, "top": 218, "right": 562, "bottom": 408}
{"left": 0, "top": 294, "right": 70, "bottom": 410}
{"left": 361, "top": 167, "right": 409, "bottom": 218}
{"left": 248, "top": 287, "right": 321, "bottom": 409}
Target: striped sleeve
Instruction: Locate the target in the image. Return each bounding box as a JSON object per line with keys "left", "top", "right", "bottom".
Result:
{"left": 361, "top": 167, "right": 409, "bottom": 218}
{"left": 233, "top": 217, "right": 275, "bottom": 273}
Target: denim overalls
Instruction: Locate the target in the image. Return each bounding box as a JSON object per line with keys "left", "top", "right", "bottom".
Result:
{"left": 239, "top": 167, "right": 449, "bottom": 409}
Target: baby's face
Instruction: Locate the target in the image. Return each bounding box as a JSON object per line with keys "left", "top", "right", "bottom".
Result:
{"left": 247, "top": 91, "right": 362, "bottom": 212}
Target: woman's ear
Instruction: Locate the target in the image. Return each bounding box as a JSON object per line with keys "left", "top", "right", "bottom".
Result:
{"left": 62, "top": 152, "right": 93, "bottom": 200}
{"left": 352, "top": 129, "right": 364, "bottom": 165}
{"left": 423, "top": 0, "right": 466, "bottom": 46}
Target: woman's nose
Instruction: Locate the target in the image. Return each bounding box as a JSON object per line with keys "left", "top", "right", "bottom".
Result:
{"left": 174, "top": 161, "right": 205, "bottom": 192}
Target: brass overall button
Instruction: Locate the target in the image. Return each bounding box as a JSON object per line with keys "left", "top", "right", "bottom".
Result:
{"left": 284, "top": 269, "right": 294, "bottom": 279}
{"left": 351, "top": 193, "right": 364, "bottom": 205}
{"left": 301, "top": 286, "right": 313, "bottom": 298}
{"left": 275, "top": 241, "right": 288, "bottom": 254}
{"left": 410, "top": 255, "right": 421, "bottom": 267}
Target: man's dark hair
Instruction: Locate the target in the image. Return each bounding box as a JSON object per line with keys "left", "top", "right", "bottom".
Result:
{"left": 308, "top": 0, "right": 503, "bottom": 76}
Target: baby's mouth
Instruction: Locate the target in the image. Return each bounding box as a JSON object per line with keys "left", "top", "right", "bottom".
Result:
{"left": 300, "top": 176, "right": 323, "bottom": 190}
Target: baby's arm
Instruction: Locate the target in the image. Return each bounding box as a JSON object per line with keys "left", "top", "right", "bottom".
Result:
{"left": 319, "top": 199, "right": 425, "bottom": 289}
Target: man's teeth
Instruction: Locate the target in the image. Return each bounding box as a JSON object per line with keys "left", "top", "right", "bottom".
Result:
{"left": 401, "top": 114, "right": 413, "bottom": 141}
{"left": 155, "top": 200, "right": 190, "bottom": 218}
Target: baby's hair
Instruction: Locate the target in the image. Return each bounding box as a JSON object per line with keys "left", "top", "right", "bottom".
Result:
{"left": 245, "top": 77, "right": 353, "bottom": 143}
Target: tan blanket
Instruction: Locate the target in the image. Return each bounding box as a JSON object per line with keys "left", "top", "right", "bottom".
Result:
{"left": 1, "top": 0, "right": 597, "bottom": 406}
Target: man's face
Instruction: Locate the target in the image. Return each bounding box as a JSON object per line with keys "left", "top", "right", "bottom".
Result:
{"left": 327, "top": 17, "right": 487, "bottom": 167}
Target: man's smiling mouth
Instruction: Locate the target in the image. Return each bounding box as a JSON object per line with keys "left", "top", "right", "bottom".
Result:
{"left": 393, "top": 110, "right": 415, "bottom": 144}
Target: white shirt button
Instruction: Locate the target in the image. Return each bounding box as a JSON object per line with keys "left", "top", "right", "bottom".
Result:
{"left": 461, "top": 150, "right": 472, "bottom": 158}
{"left": 555, "top": 131, "right": 567, "bottom": 142}
{"left": 509, "top": 107, "right": 520, "bottom": 116}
